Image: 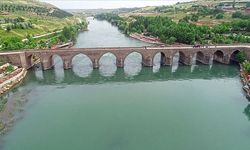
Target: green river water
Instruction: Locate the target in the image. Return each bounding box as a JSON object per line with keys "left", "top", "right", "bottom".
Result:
{"left": 0, "top": 18, "right": 250, "bottom": 150}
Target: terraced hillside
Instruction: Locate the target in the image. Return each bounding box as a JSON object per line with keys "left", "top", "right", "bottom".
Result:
{"left": 0, "top": 0, "right": 87, "bottom": 51}
{"left": 0, "top": 0, "right": 72, "bottom": 18}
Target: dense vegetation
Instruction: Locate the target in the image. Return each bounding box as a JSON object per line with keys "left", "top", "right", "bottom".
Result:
{"left": 243, "top": 60, "right": 250, "bottom": 73}
{"left": 96, "top": 13, "right": 250, "bottom": 45}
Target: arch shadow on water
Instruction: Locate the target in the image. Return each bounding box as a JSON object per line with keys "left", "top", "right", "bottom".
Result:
{"left": 33, "top": 63, "right": 44, "bottom": 81}
{"left": 72, "top": 54, "right": 93, "bottom": 78}
{"left": 124, "top": 52, "right": 142, "bottom": 77}
{"left": 29, "top": 54, "right": 43, "bottom": 80}
{"left": 99, "top": 52, "right": 117, "bottom": 77}
{"left": 153, "top": 52, "right": 166, "bottom": 73}
{"left": 244, "top": 104, "right": 250, "bottom": 121}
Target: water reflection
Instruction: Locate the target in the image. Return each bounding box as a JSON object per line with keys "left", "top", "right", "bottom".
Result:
{"left": 124, "top": 52, "right": 142, "bottom": 76}
{"left": 31, "top": 64, "right": 239, "bottom": 85}
{"left": 244, "top": 104, "right": 250, "bottom": 121}
{"left": 72, "top": 54, "right": 93, "bottom": 77}
{"left": 209, "top": 55, "right": 214, "bottom": 70}
{"left": 53, "top": 55, "right": 64, "bottom": 83}
{"left": 171, "top": 52, "right": 179, "bottom": 73}
{"left": 191, "top": 53, "right": 197, "bottom": 72}
{"left": 153, "top": 53, "right": 161, "bottom": 73}
{"left": 34, "top": 63, "right": 44, "bottom": 80}
{"left": 99, "top": 53, "right": 117, "bottom": 77}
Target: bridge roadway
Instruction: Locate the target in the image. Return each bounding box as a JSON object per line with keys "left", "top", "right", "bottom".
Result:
{"left": 0, "top": 45, "right": 250, "bottom": 70}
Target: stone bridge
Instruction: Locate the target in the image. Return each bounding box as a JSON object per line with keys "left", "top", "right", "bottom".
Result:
{"left": 1, "top": 45, "right": 250, "bottom": 70}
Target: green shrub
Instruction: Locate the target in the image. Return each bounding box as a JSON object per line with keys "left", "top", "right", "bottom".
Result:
{"left": 236, "top": 51, "right": 246, "bottom": 63}
{"left": 5, "top": 65, "right": 14, "bottom": 73}
{"left": 216, "top": 13, "right": 224, "bottom": 19}
{"left": 243, "top": 60, "right": 250, "bottom": 73}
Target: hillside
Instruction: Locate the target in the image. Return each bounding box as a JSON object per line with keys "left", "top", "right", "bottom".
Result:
{"left": 95, "top": 0, "right": 250, "bottom": 45}
{"left": 0, "top": 0, "right": 87, "bottom": 51}
{"left": 0, "top": 0, "right": 72, "bottom": 18}
{"left": 119, "top": 0, "right": 250, "bottom": 26}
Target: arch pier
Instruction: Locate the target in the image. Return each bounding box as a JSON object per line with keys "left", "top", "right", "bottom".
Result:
{"left": 0, "top": 46, "right": 249, "bottom": 70}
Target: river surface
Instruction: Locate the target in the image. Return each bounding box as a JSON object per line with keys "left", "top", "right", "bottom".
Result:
{"left": 0, "top": 18, "right": 250, "bottom": 150}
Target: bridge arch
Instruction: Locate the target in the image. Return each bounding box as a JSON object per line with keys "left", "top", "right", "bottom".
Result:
{"left": 153, "top": 51, "right": 167, "bottom": 65}
{"left": 99, "top": 52, "right": 117, "bottom": 77}
{"left": 71, "top": 53, "right": 93, "bottom": 77}
{"left": 196, "top": 51, "right": 205, "bottom": 64}
{"left": 124, "top": 51, "right": 143, "bottom": 76}
{"left": 71, "top": 53, "right": 93, "bottom": 67}
{"left": 98, "top": 52, "right": 117, "bottom": 65}
{"left": 213, "top": 50, "right": 225, "bottom": 63}
{"left": 27, "top": 53, "right": 41, "bottom": 68}
{"left": 124, "top": 51, "right": 144, "bottom": 61}
{"left": 178, "top": 51, "right": 186, "bottom": 64}
{"left": 51, "top": 54, "right": 63, "bottom": 68}
{"left": 230, "top": 50, "right": 241, "bottom": 63}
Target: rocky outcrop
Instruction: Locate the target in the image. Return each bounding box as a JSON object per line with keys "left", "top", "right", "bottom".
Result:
{"left": 0, "top": 67, "right": 27, "bottom": 95}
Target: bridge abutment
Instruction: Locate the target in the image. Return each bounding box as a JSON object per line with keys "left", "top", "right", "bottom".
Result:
{"left": 142, "top": 57, "right": 153, "bottom": 67}
{"left": 19, "top": 53, "right": 30, "bottom": 69}
{"left": 116, "top": 58, "right": 124, "bottom": 68}
{"left": 93, "top": 59, "right": 99, "bottom": 69}
{"left": 41, "top": 57, "right": 53, "bottom": 70}
{"left": 63, "top": 60, "right": 72, "bottom": 69}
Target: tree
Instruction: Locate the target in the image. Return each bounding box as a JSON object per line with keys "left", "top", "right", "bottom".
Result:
{"left": 236, "top": 51, "right": 246, "bottom": 63}
{"left": 6, "top": 25, "right": 11, "bottom": 32}
{"left": 232, "top": 11, "right": 242, "bottom": 18}
{"left": 233, "top": 0, "right": 236, "bottom": 9}
{"left": 216, "top": 13, "right": 224, "bottom": 19}
{"left": 191, "top": 14, "right": 199, "bottom": 22}
{"left": 166, "top": 37, "right": 177, "bottom": 44}
{"left": 243, "top": 60, "right": 250, "bottom": 73}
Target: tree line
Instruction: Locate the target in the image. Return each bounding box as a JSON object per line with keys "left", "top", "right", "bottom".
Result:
{"left": 96, "top": 13, "right": 250, "bottom": 45}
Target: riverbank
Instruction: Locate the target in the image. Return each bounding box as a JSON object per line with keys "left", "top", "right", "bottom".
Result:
{"left": 0, "top": 68, "right": 27, "bottom": 95}
{"left": 0, "top": 64, "right": 27, "bottom": 133}
{"left": 129, "top": 33, "right": 164, "bottom": 45}
{"left": 240, "top": 64, "right": 250, "bottom": 102}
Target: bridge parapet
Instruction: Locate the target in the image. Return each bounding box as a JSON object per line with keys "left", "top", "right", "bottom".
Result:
{"left": 0, "top": 45, "right": 249, "bottom": 70}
